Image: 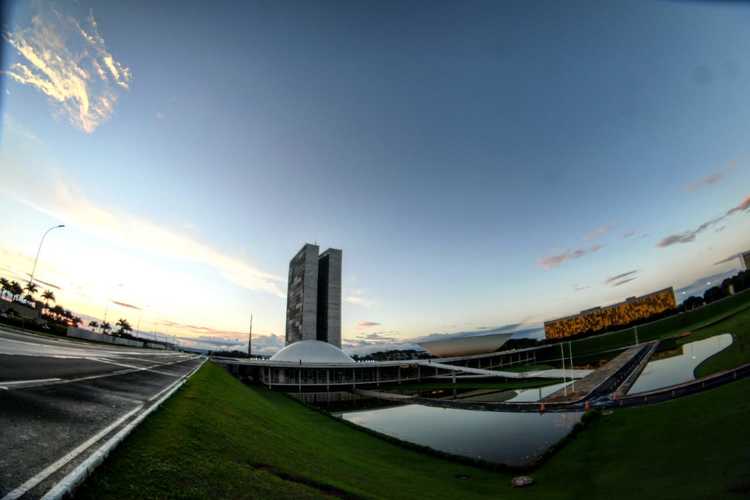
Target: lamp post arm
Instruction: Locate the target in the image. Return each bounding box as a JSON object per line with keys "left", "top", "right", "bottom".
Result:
{"left": 29, "top": 224, "right": 65, "bottom": 286}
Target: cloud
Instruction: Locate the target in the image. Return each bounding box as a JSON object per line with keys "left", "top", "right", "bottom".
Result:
{"left": 30, "top": 277, "right": 61, "bottom": 291}
{"left": 345, "top": 289, "right": 375, "bottom": 307}
{"left": 585, "top": 224, "right": 613, "bottom": 241}
{"left": 355, "top": 332, "right": 397, "bottom": 342}
{"left": 658, "top": 194, "right": 750, "bottom": 248}
{"left": 605, "top": 270, "right": 638, "bottom": 285}
{"left": 573, "top": 284, "right": 590, "bottom": 292}
{"left": 685, "top": 162, "right": 737, "bottom": 192}
{"left": 357, "top": 321, "right": 381, "bottom": 328}
{"left": 611, "top": 277, "right": 638, "bottom": 287}
{"left": 111, "top": 300, "right": 141, "bottom": 310}
{"left": 727, "top": 195, "right": 750, "bottom": 216}
{"left": 4, "top": 5, "right": 131, "bottom": 133}
{"left": 150, "top": 318, "right": 284, "bottom": 354}
{"left": 2, "top": 170, "right": 286, "bottom": 298}
{"left": 537, "top": 244, "right": 604, "bottom": 270}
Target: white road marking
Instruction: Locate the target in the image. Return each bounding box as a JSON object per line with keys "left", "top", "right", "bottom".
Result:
{"left": 1, "top": 405, "right": 143, "bottom": 500}
{"left": 0, "top": 377, "right": 62, "bottom": 388}
{"left": 0, "top": 356, "right": 199, "bottom": 391}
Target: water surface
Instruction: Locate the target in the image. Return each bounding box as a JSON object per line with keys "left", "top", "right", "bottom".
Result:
{"left": 339, "top": 404, "right": 581, "bottom": 467}
{"left": 628, "top": 333, "right": 732, "bottom": 394}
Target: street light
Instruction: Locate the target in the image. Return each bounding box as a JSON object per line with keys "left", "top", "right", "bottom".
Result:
{"left": 28, "top": 224, "right": 65, "bottom": 287}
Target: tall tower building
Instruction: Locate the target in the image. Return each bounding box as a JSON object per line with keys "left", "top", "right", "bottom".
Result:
{"left": 285, "top": 244, "right": 320, "bottom": 345}
{"left": 285, "top": 244, "right": 342, "bottom": 348}
{"left": 317, "top": 248, "right": 342, "bottom": 348}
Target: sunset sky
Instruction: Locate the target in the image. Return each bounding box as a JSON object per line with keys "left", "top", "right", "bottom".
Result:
{"left": 1, "top": 0, "right": 749, "bottom": 353}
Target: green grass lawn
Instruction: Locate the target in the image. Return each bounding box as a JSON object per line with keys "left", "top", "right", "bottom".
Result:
{"left": 75, "top": 361, "right": 750, "bottom": 500}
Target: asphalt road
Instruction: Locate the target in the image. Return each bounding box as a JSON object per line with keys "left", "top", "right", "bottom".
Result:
{"left": 0, "top": 325, "right": 204, "bottom": 499}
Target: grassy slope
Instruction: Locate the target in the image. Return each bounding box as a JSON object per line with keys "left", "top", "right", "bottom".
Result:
{"left": 75, "top": 361, "right": 750, "bottom": 500}
{"left": 692, "top": 304, "right": 750, "bottom": 376}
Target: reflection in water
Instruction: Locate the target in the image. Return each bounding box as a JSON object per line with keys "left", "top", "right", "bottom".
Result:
{"left": 506, "top": 381, "right": 573, "bottom": 402}
{"left": 339, "top": 404, "right": 581, "bottom": 467}
{"left": 628, "top": 333, "right": 732, "bottom": 394}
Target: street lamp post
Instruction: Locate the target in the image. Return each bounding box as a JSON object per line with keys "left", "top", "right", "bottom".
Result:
{"left": 28, "top": 224, "right": 65, "bottom": 287}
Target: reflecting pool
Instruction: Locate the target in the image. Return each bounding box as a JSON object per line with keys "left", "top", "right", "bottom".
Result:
{"left": 628, "top": 333, "right": 732, "bottom": 394}
{"left": 338, "top": 404, "right": 581, "bottom": 467}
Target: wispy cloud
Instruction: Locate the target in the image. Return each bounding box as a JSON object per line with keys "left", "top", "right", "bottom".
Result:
{"left": 538, "top": 244, "right": 604, "bottom": 270}
{"left": 573, "top": 284, "right": 591, "bottom": 292}
{"left": 355, "top": 332, "right": 397, "bottom": 342}
{"left": 605, "top": 270, "right": 638, "bottom": 285}
{"left": 4, "top": 5, "right": 131, "bottom": 133}
{"left": 2, "top": 168, "right": 286, "bottom": 298}
{"left": 585, "top": 224, "right": 613, "bottom": 241}
{"left": 684, "top": 161, "right": 737, "bottom": 192}
{"left": 111, "top": 300, "right": 141, "bottom": 310}
{"left": 658, "top": 194, "right": 750, "bottom": 248}
{"left": 345, "top": 289, "right": 375, "bottom": 307}
{"left": 611, "top": 277, "right": 638, "bottom": 287}
{"left": 357, "top": 321, "right": 381, "bottom": 328}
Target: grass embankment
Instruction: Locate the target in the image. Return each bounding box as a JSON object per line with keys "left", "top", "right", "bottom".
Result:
{"left": 75, "top": 362, "right": 750, "bottom": 499}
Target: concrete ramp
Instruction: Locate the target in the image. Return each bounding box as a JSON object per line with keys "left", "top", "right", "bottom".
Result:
{"left": 542, "top": 342, "right": 657, "bottom": 404}
{"left": 417, "top": 360, "right": 592, "bottom": 380}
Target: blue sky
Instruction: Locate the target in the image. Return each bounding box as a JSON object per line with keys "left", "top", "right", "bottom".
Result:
{"left": 1, "top": 0, "right": 749, "bottom": 352}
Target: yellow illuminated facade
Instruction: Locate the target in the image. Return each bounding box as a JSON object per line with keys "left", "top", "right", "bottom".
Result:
{"left": 544, "top": 288, "right": 677, "bottom": 340}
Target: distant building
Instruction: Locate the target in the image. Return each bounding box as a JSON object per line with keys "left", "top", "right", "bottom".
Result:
{"left": 544, "top": 287, "right": 677, "bottom": 340}
{"left": 742, "top": 251, "right": 750, "bottom": 271}
{"left": 285, "top": 243, "right": 342, "bottom": 348}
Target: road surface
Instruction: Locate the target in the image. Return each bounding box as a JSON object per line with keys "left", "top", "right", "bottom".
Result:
{"left": 0, "top": 325, "right": 203, "bottom": 499}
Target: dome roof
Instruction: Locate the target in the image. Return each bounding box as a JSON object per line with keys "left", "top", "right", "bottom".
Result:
{"left": 270, "top": 340, "right": 355, "bottom": 364}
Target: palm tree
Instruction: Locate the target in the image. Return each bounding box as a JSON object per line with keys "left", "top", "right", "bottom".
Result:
{"left": 42, "top": 290, "right": 56, "bottom": 310}
{"left": 101, "top": 321, "right": 112, "bottom": 335}
{"left": 89, "top": 320, "right": 99, "bottom": 331}
{"left": 10, "top": 281, "right": 23, "bottom": 302}
{"left": 0, "top": 278, "right": 10, "bottom": 300}
{"left": 25, "top": 281, "right": 38, "bottom": 298}
{"left": 116, "top": 318, "right": 132, "bottom": 336}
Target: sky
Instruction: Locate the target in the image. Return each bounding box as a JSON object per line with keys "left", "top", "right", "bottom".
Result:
{"left": 1, "top": 0, "right": 749, "bottom": 353}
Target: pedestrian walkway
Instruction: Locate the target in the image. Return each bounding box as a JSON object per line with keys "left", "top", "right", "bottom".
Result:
{"left": 415, "top": 360, "right": 592, "bottom": 380}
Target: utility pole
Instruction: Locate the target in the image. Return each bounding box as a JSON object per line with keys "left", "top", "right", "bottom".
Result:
{"left": 248, "top": 313, "right": 253, "bottom": 358}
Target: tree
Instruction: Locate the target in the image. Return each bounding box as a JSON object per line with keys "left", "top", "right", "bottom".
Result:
{"left": 10, "top": 281, "right": 23, "bottom": 302}
{"left": 683, "top": 295, "right": 705, "bottom": 311}
{"left": 101, "top": 321, "right": 112, "bottom": 335}
{"left": 25, "top": 281, "right": 38, "bottom": 298}
{"left": 89, "top": 320, "right": 99, "bottom": 331}
{"left": 50, "top": 305, "right": 65, "bottom": 322}
{"left": 0, "top": 278, "right": 10, "bottom": 300}
{"left": 703, "top": 286, "right": 726, "bottom": 304}
{"left": 116, "top": 318, "right": 132, "bottom": 336}
{"left": 42, "top": 290, "right": 56, "bottom": 309}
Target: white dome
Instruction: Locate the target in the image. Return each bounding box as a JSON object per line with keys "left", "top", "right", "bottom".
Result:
{"left": 270, "top": 340, "right": 355, "bottom": 364}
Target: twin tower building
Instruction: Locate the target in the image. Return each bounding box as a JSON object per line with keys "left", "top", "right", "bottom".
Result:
{"left": 285, "top": 244, "right": 342, "bottom": 349}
